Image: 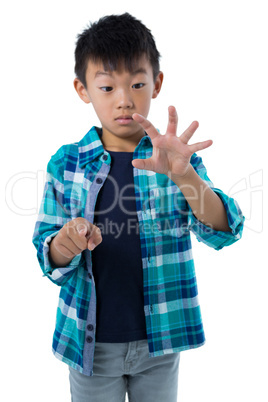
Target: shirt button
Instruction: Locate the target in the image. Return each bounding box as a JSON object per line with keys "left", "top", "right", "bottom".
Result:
{"left": 96, "top": 177, "right": 103, "bottom": 184}
{"left": 87, "top": 324, "right": 94, "bottom": 331}
{"left": 88, "top": 272, "right": 92, "bottom": 279}
{"left": 86, "top": 336, "right": 93, "bottom": 343}
{"left": 102, "top": 154, "right": 108, "bottom": 161}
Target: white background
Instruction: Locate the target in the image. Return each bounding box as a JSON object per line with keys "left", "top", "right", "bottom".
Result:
{"left": 1, "top": 1, "right": 267, "bottom": 401}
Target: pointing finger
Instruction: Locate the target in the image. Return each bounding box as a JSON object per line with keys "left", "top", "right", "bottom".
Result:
{"left": 180, "top": 121, "right": 199, "bottom": 144}
{"left": 132, "top": 113, "right": 159, "bottom": 140}
{"left": 87, "top": 226, "right": 102, "bottom": 251}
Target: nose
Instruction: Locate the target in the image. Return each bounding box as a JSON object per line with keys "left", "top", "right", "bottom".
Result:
{"left": 116, "top": 89, "right": 133, "bottom": 109}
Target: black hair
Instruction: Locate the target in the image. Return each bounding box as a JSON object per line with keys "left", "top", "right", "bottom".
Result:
{"left": 74, "top": 13, "right": 161, "bottom": 88}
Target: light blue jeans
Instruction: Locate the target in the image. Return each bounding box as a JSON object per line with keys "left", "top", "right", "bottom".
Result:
{"left": 69, "top": 339, "right": 180, "bottom": 402}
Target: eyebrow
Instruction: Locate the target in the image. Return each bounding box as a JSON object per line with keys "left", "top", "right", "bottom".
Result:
{"left": 94, "top": 68, "right": 148, "bottom": 79}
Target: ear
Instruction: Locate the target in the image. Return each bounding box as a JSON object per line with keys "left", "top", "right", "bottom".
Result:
{"left": 152, "top": 71, "right": 164, "bottom": 99}
{"left": 73, "top": 78, "right": 91, "bottom": 104}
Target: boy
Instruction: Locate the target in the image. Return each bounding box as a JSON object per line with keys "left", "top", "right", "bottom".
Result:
{"left": 33, "top": 13, "right": 244, "bottom": 402}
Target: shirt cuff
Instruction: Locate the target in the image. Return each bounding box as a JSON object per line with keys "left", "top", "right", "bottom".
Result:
{"left": 189, "top": 188, "right": 244, "bottom": 250}
{"left": 43, "top": 232, "right": 82, "bottom": 285}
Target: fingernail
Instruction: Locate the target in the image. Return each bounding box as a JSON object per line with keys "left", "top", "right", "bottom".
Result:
{"left": 89, "top": 243, "right": 96, "bottom": 251}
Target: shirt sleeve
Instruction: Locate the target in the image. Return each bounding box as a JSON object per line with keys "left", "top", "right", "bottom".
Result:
{"left": 32, "top": 148, "right": 83, "bottom": 286}
{"left": 188, "top": 153, "right": 245, "bottom": 250}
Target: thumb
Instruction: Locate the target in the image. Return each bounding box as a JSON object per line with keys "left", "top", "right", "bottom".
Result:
{"left": 132, "top": 158, "right": 153, "bottom": 171}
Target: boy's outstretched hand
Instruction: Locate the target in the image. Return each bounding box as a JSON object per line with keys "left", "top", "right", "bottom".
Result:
{"left": 49, "top": 218, "right": 102, "bottom": 268}
{"left": 132, "top": 106, "right": 213, "bottom": 177}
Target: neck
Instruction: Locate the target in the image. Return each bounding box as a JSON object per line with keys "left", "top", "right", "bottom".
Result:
{"left": 101, "top": 127, "right": 144, "bottom": 152}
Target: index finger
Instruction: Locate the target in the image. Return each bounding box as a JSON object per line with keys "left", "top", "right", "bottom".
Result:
{"left": 87, "top": 225, "right": 102, "bottom": 251}
{"left": 180, "top": 121, "right": 199, "bottom": 144}
{"left": 132, "top": 113, "right": 159, "bottom": 140}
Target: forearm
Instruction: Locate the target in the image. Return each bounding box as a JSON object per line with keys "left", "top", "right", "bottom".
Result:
{"left": 171, "top": 165, "right": 231, "bottom": 232}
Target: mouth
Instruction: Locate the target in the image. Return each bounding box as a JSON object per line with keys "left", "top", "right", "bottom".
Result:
{"left": 115, "top": 115, "right": 134, "bottom": 125}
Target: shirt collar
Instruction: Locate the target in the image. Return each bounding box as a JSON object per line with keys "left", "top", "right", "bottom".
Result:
{"left": 78, "top": 126, "right": 105, "bottom": 168}
{"left": 78, "top": 126, "right": 152, "bottom": 168}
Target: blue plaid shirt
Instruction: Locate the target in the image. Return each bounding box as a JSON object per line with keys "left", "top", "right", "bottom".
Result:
{"left": 32, "top": 126, "right": 244, "bottom": 376}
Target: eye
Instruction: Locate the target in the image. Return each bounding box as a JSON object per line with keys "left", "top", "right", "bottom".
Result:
{"left": 132, "top": 83, "right": 145, "bottom": 89}
{"left": 100, "top": 86, "right": 113, "bottom": 92}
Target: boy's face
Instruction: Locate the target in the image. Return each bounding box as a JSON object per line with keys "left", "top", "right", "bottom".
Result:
{"left": 74, "top": 55, "right": 163, "bottom": 151}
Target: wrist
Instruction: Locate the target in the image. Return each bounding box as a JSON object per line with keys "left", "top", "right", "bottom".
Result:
{"left": 170, "top": 165, "right": 195, "bottom": 186}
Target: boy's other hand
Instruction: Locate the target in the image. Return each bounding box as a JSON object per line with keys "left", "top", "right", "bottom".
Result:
{"left": 49, "top": 218, "right": 102, "bottom": 267}
{"left": 132, "top": 106, "right": 213, "bottom": 178}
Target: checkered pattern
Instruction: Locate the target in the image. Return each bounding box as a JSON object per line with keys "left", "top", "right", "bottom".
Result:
{"left": 33, "top": 126, "right": 244, "bottom": 375}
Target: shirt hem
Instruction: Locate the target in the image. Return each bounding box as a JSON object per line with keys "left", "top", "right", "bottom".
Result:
{"left": 148, "top": 340, "right": 206, "bottom": 358}
{"left": 52, "top": 349, "right": 93, "bottom": 377}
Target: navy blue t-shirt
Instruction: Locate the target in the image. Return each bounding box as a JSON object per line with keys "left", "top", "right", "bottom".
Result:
{"left": 92, "top": 150, "right": 147, "bottom": 343}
